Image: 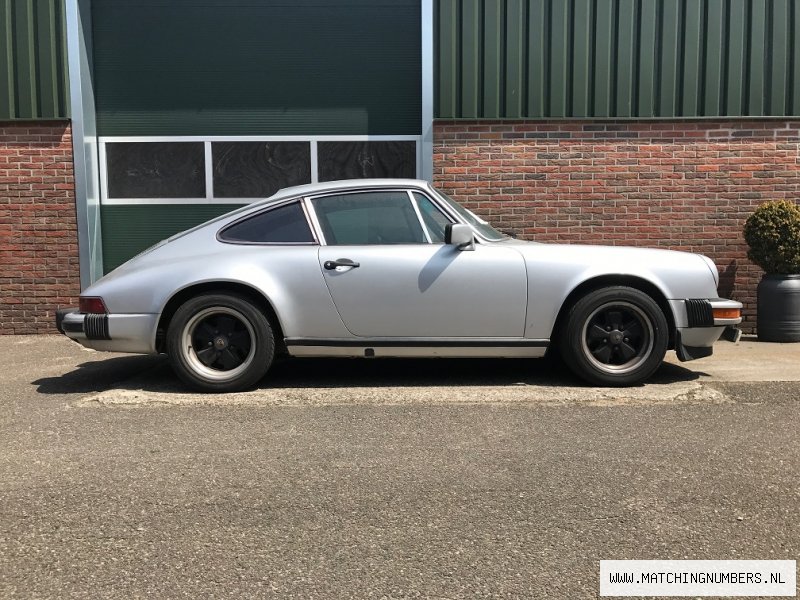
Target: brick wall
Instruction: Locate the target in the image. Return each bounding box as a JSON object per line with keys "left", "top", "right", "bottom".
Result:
{"left": 434, "top": 119, "right": 800, "bottom": 333}
{"left": 0, "top": 122, "right": 79, "bottom": 334}
{"left": 2, "top": 119, "right": 797, "bottom": 334}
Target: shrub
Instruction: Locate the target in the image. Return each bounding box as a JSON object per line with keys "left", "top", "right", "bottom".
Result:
{"left": 743, "top": 200, "right": 800, "bottom": 274}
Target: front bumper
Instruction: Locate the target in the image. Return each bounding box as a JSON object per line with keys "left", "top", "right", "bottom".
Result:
{"left": 56, "top": 308, "right": 159, "bottom": 354}
{"left": 672, "top": 298, "right": 743, "bottom": 362}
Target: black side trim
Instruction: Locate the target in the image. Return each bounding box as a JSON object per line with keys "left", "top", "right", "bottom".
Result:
{"left": 55, "top": 308, "right": 77, "bottom": 334}
{"left": 85, "top": 314, "right": 111, "bottom": 340}
{"left": 685, "top": 299, "right": 714, "bottom": 327}
{"left": 676, "top": 344, "right": 713, "bottom": 361}
{"left": 62, "top": 320, "right": 84, "bottom": 334}
{"left": 721, "top": 326, "right": 742, "bottom": 343}
{"left": 286, "top": 339, "right": 549, "bottom": 348}
{"left": 675, "top": 331, "right": 714, "bottom": 362}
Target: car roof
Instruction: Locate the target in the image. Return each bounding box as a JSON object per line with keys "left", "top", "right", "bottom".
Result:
{"left": 165, "top": 179, "right": 437, "bottom": 244}
{"left": 258, "top": 178, "right": 433, "bottom": 206}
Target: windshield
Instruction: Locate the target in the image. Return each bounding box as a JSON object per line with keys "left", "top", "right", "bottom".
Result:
{"left": 431, "top": 188, "right": 508, "bottom": 241}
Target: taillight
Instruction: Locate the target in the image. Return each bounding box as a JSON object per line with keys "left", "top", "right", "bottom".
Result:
{"left": 79, "top": 297, "right": 108, "bottom": 314}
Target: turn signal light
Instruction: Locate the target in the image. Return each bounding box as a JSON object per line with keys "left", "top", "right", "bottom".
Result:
{"left": 712, "top": 307, "right": 740, "bottom": 320}
{"left": 79, "top": 297, "right": 108, "bottom": 314}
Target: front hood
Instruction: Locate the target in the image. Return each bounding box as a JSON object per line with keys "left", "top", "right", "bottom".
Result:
{"left": 509, "top": 241, "right": 719, "bottom": 300}
{"left": 510, "top": 240, "right": 700, "bottom": 266}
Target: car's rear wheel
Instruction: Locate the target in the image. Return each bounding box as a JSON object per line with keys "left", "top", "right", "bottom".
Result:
{"left": 559, "top": 286, "right": 668, "bottom": 386}
{"left": 167, "top": 293, "right": 274, "bottom": 392}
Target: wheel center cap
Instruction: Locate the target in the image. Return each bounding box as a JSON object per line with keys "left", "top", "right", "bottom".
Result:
{"left": 214, "top": 336, "right": 228, "bottom": 350}
{"left": 609, "top": 331, "right": 623, "bottom": 345}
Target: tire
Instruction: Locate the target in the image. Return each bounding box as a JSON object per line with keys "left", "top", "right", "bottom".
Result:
{"left": 166, "top": 293, "right": 274, "bottom": 392}
{"left": 559, "top": 286, "right": 668, "bottom": 387}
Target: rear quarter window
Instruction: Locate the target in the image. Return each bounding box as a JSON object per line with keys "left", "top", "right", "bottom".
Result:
{"left": 219, "top": 201, "right": 315, "bottom": 244}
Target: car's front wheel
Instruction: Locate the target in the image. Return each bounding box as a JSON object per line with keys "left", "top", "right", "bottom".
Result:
{"left": 559, "top": 286, "right": 668, "bottom": 386}
{"left": 166, "top": 293, "right": 274, "bottom": 392}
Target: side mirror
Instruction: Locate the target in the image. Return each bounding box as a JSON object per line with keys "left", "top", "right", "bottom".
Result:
{"left": 445, "top": 223, "right": 475, "bottom": 251}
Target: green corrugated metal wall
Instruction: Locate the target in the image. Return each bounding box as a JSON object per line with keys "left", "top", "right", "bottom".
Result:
{"left": 0, "top": 0, "right": 68, "bottom": 120}
{"left": 101, "top": 204, "right": 243, "bottom": 272}
{"left": 4, "top": 0, "right": 799, "bottom": 122}
{"left": 91, "top": 0, "right": 421, "bottom": 136}
{"left": 436, "top": 0, "right": 800, "bottom": 118}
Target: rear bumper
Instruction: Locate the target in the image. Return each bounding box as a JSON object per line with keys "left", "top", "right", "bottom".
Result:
{"left": 672, "top": 298, "right": 743, "bottom": 362}
{"left": 56, "top": 308, "right": 159, "bottom": 354}
{"left": 56, "top": 308, "right": 110, "bottom": 339}
{"left": 55, "top": 308, "right": 76, "bottom": 334}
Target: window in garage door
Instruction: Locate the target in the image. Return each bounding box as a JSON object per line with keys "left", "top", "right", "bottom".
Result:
{"left": 98, "top": 136, "right": 420, "bottom": 272}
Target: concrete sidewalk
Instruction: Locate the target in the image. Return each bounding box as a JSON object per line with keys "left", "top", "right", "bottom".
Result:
{"left": 5, "top": 333, "right": 799, "bottom": 412}
{"left": 665, "top": 335, "right": 800, "bottom": 382}
{"left": 8, "top": 332, "right": 791, "bottom": 409}
{"left": 13, "top": 332, "right": 800, "bottom": 385}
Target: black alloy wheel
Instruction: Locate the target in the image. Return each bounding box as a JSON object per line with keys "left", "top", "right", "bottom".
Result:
{"left": 560, "top": 286, "right": 668, "bottom": 386}
{"left": 167, "top": 293, "right": 274, "bottom": 392}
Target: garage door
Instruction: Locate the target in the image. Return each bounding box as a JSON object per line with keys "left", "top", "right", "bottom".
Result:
{"left": 91, "top": 0, "right": 421, "bottom": 271}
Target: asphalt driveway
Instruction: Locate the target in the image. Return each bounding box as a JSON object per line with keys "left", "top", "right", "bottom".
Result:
{"left": 1, "top": 336, "right": 798, "bottom": 598}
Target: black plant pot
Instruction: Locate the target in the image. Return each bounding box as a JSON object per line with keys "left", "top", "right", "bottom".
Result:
{"left": 757, "top": 274, "right": 800, "bottom": 342}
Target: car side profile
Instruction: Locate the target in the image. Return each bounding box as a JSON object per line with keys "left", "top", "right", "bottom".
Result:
{"left": 57, "top": 179, "right": 742, "bottom": 392}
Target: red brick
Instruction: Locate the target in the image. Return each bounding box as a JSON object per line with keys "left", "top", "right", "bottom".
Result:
{"left": 435, "top": 119, "right": 800, "bottom": 333}
{"left": 0, "top": 121, "right": 79, "bottom": 334}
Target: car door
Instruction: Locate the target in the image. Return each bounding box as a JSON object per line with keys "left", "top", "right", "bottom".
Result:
{"left": 309, "top": 189, "right": 528, "bottom": 338}
{"left": 215, "top": 199, "right": 353, "bottom": 339}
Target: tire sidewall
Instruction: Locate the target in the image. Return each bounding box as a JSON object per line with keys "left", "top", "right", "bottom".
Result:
{"left": 167, "top": 293, "right": 274, "bottom": 392}
{"left": 560, "top": 286, "right": 668, "bottom": 386}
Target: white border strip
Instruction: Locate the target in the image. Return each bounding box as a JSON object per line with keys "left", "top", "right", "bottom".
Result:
{"left": 98, "top": 135, "right": 421, "bottom": 143}
{"left": 102, "top": 198, "right": 253, "bottom": 206}
{"left": 66, "top": 0, "right": 99, "bottom": 288}
{"left": 421, "top": 0, "right": 434, "bottom": 182}
{"left": 309, "top": 139, "right": 319, "bottom": 184}
{"left": 203, "top": 141, "right": 213, "bottom": 199}
{"left": 98, "top": 142, "right": 109, "bottom": 209}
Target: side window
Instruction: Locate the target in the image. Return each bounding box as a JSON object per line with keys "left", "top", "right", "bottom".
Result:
{"left": 311, "top": 191, "right": 426, "bottom": 245}
{"left": 219, "top": 201, "right": 315, "bottom": 243}
{"left": 413, "top": 192, "right": 452, "bottom": 243}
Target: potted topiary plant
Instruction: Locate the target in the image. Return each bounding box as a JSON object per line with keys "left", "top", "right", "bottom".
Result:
{"left": 742, "top": 199, "right": 800, "bottom": 342}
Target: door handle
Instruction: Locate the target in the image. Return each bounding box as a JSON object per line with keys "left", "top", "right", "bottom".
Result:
{"left": 324, "top": 258, "right": 360, "bottom": 270}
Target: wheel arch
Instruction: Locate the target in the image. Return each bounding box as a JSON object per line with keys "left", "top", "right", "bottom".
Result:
{"left": 550, "top": 275, "right": 677, "bottom": 352}
{"left": 156, "top": 281, "right": 286, "bottom": 354}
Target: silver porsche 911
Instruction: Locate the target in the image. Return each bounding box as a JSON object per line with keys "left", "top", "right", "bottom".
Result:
{"left": 57, "top": 179, "right": 742, "bottom": 392}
